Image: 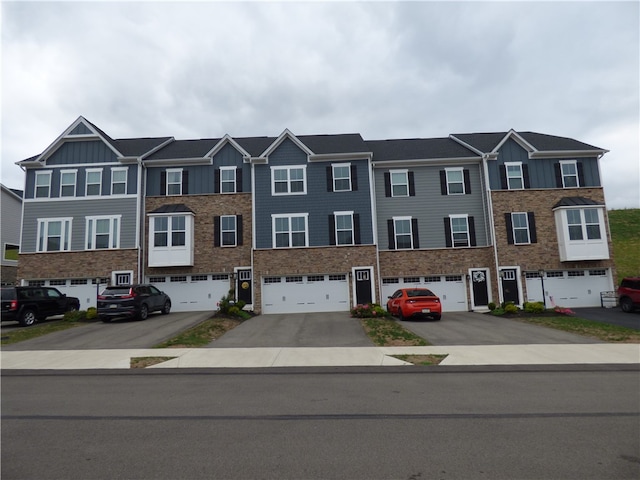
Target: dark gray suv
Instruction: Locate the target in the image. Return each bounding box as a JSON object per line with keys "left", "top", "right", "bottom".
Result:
{"left": 97, "top": 284, "right": 171, "bottom": 322}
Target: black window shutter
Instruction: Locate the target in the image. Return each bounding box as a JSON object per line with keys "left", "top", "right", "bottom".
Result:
{"left": 554, "top": 163, "right": 563, "bottom": 187}
{"left": 577, "top": 162, "right": 585, "bottom": 187}
{"left": 351, "top": 165, "right": 358, "bottom": 191}
{"left": 214, "top": 169, "right": 220, "bottom": 193}
{"left": 444, "top": 218, "right": 452, "bottom": 247}
{"left": 463, "top": 169, "right": 471, "bottom": 194}
{"left": 384, "top": 172, "right": 391, "bottom": 197}
{"left": 408, "top": 171, "right": 415, "bottom": 196}
{"left": 353, "top": 214, "right": 361, "bottom": 244}
{"left": 528, "top": 212, "right": 537, "bottom": 243}
{"left": 522, "top": 164, "right": 530, "bottom": 189}
{"left": 468, "top": 216, "right": 476, "bottom": 247}
{"left": 237, "top": 215, "right": 243, "bottom": 245}
{"left": 213, "top": 216, "right": 220, "bottom": 247}
{"left": 505, "top": 213, "right": 514, "bottom": 244}
{"left": 236, "top": 168, "right": 243, "bottom": 192}
{"left": 411, "top": 218, "right": 419, "bottom": 249}
{"left": 326, "top": 166, "right": 333, "bottom": 192}
{"left": 160, "top": 171, "right": 166, "bottom": 195}
{"left": 499, "top": 165, "right": 507, "bottom": 189}
{"left": 439, "top": 170, "right": 447, "bottom": 195}
{"left": 182, "top": 170, "right": 189, "bottom": 194}
{"left": 387, "top": 219, "right": 395, "bottom": 250}
{"left": 328, "top": 215, "right": 336, "bottom": 245}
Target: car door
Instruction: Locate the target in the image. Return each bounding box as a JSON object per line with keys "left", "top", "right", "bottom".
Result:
{"left": 44, "top": 288, "right": 67, "bottom": 316}
{"left": 388, "top": 290, "right": 403, "bottom": 313}
{"left": 148, "top": 286, "right": 164, "bottom": 311}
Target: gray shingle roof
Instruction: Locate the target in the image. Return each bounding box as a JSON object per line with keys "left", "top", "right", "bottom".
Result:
{"left": 113, "top": 137, "right": 174, "bottom": 157}
{"left": 366, "top": 137, "right": 479, "bottom": 161}
{"left": 145, "top": 139, "right": 220, "bottom": 160}
{"left": 553, "top": 197, "right": 605, "bottom": 208}
{"left": 452, "top": 131, "right": 605, "bottom": 153}
{"left": 298, "top": 134, "right": 368, "bottom": 155}
{"left": 148, "top": 203, "right": 194, "bottom": 214}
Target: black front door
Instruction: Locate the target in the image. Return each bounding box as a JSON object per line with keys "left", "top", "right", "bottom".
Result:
{"left": 471, "top": 269, "right": 489, "bottom": 307}
{"left": 355, "top": 269, "right": 372, "bottom": 305}
{"left": 236, "top": 269, "right": 252, "bottom": 305}
{"left": 501, "top": 269, "right": 519, "bottom": 304}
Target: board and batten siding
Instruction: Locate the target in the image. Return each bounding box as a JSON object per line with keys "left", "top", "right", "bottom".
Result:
{"left": 20, "top": 198, "right": 138, "bottom": 253}
{"left": 375, "top": 163, "right": 489, "bottom": 250}
{"left": 45, "top": 140, "right": 118, "bottom": 166}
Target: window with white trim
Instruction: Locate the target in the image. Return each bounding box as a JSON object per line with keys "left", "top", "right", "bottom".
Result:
{"left": 220, "top": 167, "right": 237, "bottom": 193}
{"left": 393, "top": 217, "right": 413, "bottom": 249}
{"left": 505, "top": 162, "right": 524, "bottom": 190}
{"left": 450, "top": 215, "right": 470, "bottom": 247}
{"left": 37, "top": 218, "right": 72, "bottom": 252}
{"left": 166, "top": 169, "right": 182, "bottom": 196}
{"left": 560, "top": 160, "right": 579, "bottom": 188}
{"left": 221, "top": 215, "right": 237, "bottom": 247}
{"left": 60, "top": 170, "right": 77, "bottom": 197}
{"left": 271, "top": 166, "right": 306, "bottom": 195}
{"left": 111, "top": 168, "right": 127, "bottom": 195}
{"left": 153, "top": 216, "right": 186, "bottom": 247}
{"left": 35, "top": 171, "right": 51, "bottom": 198}
{"left": 511, "top": 212, "right": 530, "bottom": 244}
{"left": 332, "top": 164, "right": 351, "bottom": 192}
{"left": 3, "top": 243, "right": 19, "bottom": 262}
{"left": 86, "top": 216, "right": 120, "bottom": 250}
{"left": 273, "top": 214, "right": 308, "bottom": 248}
{"left": 567, "top": 208, "right": 601, "bottom": 241}
{"left": 445, "top": 168, "right": 465, "bottom": 195}
{"left": 390, "top": 170, "right": 409, "bottom": 197}
{"left": 334, "top": 212, "right": 354, "bottom": 246}
{"left": 86, "top": 169, "right": 102, "bottom": 196}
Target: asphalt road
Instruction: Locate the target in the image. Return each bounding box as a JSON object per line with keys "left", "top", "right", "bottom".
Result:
{"left": 572, "top": 307, "right": 640, "bottom": 330}
{"left": 2, "top": 366, "right": 639, "bottom": 479}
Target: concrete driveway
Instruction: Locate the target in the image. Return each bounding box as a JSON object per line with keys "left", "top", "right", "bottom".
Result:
{"left": 208, "top": 312, "right": 372, "bottom": 348}
{"left": 397, "top": 311, "right": 603, "bottom": 345}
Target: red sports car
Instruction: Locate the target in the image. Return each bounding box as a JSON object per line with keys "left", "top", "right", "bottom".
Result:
{"left": 387, "top": 288, "right": 442, "bottom": 321}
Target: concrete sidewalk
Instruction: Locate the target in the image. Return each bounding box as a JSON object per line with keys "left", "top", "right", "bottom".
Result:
{"left": 1, "top": 344, "right": 639, "bottom": 369}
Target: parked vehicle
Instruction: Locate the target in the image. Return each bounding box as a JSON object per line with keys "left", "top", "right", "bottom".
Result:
{"left": 97, "top": 284, "right": 171, "bottom": 322}
{"left": 386, "top": 288, "right": 442, "bottom": 321}
{"left": 617, "top": 277, "right": 640, "bottom": 313}
{"left": 1, "top": 286, "right": 80, "bottom": 326}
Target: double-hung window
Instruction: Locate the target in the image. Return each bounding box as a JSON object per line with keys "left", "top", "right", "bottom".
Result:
{"left": 332, "top": 164, "right": 351, "bottom": 192}
{"left": 166, "top": 169, "right": 182, "bottom": 196}
{"left": 35, "top": 171, "right": 51, "bottom": 198}
{"left": 445, "top": 168, "right": 465, "bottom": 195}
{"left": 511, "top": 212, "right": 530, "bottom": 244}
{"left": 37, "top": 218, "right": 72, "bottom": 252}
{"left": 334, "top": 212, "right": 354, "bottom": 245}
{"left": 271, "top": 166, "right": 306, "bottom": 195}
{"left": 220, "top": 167, "right": 237, "bottom": 193}
{"left": 111, "top": 168, "right": 127, "bottom": 195}
{"left": 560, "top": 160, "right": 579, "bottom": 188}
{"left": 393, "top": 217, "right": 413, "bottom": 249}
{"left": 86, "top": 169, "right": 102, "bottom": 196}
{"left": 273, "top": 214, "right": 308, "bottom": 248}
{"left": 86, "top": 216, "right": 120, "bottom": 250}
{"left": 220, "top": 215, "right": 237, "bottom": 246}
{"left": 60, "top": 170, "right": 77, "bottom": 197}
{"left": 390, "top": 170, "right": 409, "bottom": 197}
{"left": 567, "top": 209, "right": 601, "bottom": 241}
{"left": 505, "top": 162, "right": 524, "bottom": 190}
{"left": 153, "top": 216, "right": 186, "bottom": 247}
{"left": 450, "top": 215, "right": 470, "bottom": 247}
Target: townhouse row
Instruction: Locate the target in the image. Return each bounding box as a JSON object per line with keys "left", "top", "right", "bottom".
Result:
{"left": 15, "top": 116, "right": 615, "bottom": 313}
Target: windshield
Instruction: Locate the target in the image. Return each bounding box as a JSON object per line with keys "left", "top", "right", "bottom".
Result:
{"left": 406, "top": 289, "right": 435, "bottom": 298}
{"left": 101, "top": 287, "right": 131, "bottom": 296}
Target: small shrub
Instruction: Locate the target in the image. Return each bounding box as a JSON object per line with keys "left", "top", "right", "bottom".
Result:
{"left": 504, "top": 303, "right": 519, "bottom": 314}
{"left": 524, "top": 301, "right": 545, "bottom": 314}
{"left": 217, "top": 289, "right": 236, "bottom": 315}
{"left": 350, "top": 303, "right": 388, "bottom": 318}
{"left": 236, "top": 299, "right": 246, "bottom": 311}
{"left": 63, "top": 310, "right": 87, "bottom": 322}
{"left": 490, "top": 307, "right": 505, "bottom": 316}
{"left": 488, "top": 302, "right": 497, "bottom": 311}
{"left": 228, "top": 306, "right": 241, "bottom": 317}
{"left": 86, "top": 307, "right": 98, "bottom": 320}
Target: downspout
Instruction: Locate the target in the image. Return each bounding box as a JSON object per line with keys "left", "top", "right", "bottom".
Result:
{"left": 250, "top": 158, "right": 256, "bottom": 312}
{"left": 369, "top": 157, "right": 382, "bottom": 305}
{"left": 482, "top": 153, "right": 502, "bottom": 305}
{"left": 137, "top": 158, "right": 144, "bottom": 284}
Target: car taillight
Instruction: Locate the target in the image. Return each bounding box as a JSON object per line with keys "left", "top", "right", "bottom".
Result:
{"left": 97, "top": 295, "right": 106, "bottom": 300}
{"left": 9, "top": 300, "right": 17, "bottom": 311}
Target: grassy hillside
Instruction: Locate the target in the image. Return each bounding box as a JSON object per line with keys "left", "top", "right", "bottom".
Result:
{"left": 608, "top": 208, "right": 640, "bottom": 282}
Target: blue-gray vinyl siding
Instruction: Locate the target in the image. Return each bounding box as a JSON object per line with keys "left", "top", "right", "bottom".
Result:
{"left": 487, "top": 138, "right": 601, "bottom": 189}
{"left": 68, "top": 123, "right": 93, "bottom": 135}
{"left": 146, "top": 143, "right": 251, "bottom": 195}
{"left": 375, "top": 163, "right": 490, "bottom": 250}
{"left": 254, "top": 138, "right": 374, "bottom": 248}
{"left": 24, "top": 164, "right": 138, "bottom": 199}
{"left": 45, "top": 140, "right": 117, "bottom": 165}
{"left": 20, "top": 198, "right": 138, "bottom": 253}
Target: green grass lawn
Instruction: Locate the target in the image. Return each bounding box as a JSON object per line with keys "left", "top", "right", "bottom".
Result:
{"left": 609, "top": 208, "right": 640, "bottom": 281}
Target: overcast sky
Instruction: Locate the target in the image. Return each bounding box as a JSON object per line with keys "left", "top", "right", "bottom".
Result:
{"left": 2, "top": 1, "right": 638, "bottom": 209}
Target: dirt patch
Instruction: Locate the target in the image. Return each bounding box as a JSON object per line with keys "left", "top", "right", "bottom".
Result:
{"left": 130, "top": 356, "right": 177, "bottom": 368}
{"left": 392, "top": 354, "right": 448, "bottom": 365}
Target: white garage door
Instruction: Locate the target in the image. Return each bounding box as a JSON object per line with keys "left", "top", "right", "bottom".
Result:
{"left": 44, "top": 279, "right": 100, "bottom": 310}
{"left": 525, "top": 269, "right": 613, "bottom": 308}
{"left": 382, "top": 275, "right": 468, "bottom": 312}
{"left": 262, "top": 274, "right": 349, "bottom": 314}
{"left": 147, "top": 274, "right": 231, "bottom": 312}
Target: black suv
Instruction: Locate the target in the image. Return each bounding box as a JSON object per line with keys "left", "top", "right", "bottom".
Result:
{"left": 97, "top": 284, "right": 171, "bottom": 322}
{"left": 1, "top": 286, "right": 81, "bottom": 326}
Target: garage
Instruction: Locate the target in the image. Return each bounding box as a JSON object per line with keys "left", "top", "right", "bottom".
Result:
{"left": 262, "top": 274, "right": 350, "bottom": 314}
{"left": 382, "top": 275, "right": 468, "bottom": 312}
{"left": 525, "top": 269, "right": 613, "bottom": 308}
{"left": 146, "top": 274, "right": 231, "bottom": 312}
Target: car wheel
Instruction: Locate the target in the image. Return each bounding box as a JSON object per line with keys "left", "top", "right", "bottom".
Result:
{"left": 397, "top": 306, "right": 404, "bottom": 321}
{"left": 139, "top": 304, "right": 149, "bottom": 321}
{"left": 161, "top": 301, "right": 171, "bottom": 315}
{"left": 101, "top": 317, "right": 111, "bottom": 323}
{"left": 67, "top": 304, "right": 78, "bottom": 312}
{"left": 20, "top": 309, "right": 37, "bottom": 327}
{"left": 620, "top": 297, "right": 634, "bottom": 313}
{"left": 433, "top": 314, "right": 441, "bottom": 321}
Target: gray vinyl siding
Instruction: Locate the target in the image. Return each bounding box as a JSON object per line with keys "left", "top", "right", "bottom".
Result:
{"left": 375, "top": 163, "right": 490, "bottom": 250}
{"left": 68, "top": 123, "right": 93, "bottom": 135}
{"left": 24, "top": 165, "right": 138, "bottom": 199}
{"left": 46, "top": 141, "right": 117, "bottom": 165}
{"left": 146, "top": 144, "right": 251, "bottom": 196}
{"left": 254, "top": 138, "right": 374, "bottom": 248}
{"left": 1, "top": 190, "right": 21, "bottom": 263}
{"left": 20, "top": 198, "right": 138, "bottom": 253}
{"left": 487, "top": 138, "right": 601, "bottom": 189}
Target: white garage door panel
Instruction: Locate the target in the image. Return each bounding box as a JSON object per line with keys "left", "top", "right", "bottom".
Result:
{"left": 55, "top": 284, "right": 99, "bottom": 310}
{"left": 382, "top": 276, "right": 468, "bottom": 312}
{"left": 149, "top": 277, "right": 230, "bottom": 312}
{"left": 262, "top": 275, "right": 349, "bottom": 314}
{"left": 526, "top": 270, "right": 612, "bottom": 308}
